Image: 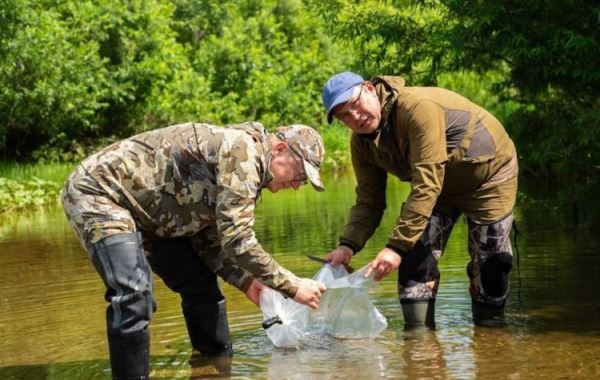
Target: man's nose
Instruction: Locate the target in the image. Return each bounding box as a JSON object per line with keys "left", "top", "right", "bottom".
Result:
{"left": 348, "top": 108, "right": 361, "bottom": 120}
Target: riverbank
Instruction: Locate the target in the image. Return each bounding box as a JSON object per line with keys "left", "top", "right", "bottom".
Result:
{"left": 0, "top": 162, "right": 75, "bottom": 214}
{"left": 0, "top": 125, "right": 353, "bottom": 213}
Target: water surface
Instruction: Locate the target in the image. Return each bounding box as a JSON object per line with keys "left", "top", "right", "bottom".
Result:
{"left": 1, "top": 173, "right": 599, "bottom": 379}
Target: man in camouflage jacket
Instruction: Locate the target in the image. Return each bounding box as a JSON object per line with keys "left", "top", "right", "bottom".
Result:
{"left": 322, "top": 72, "right": 518, "bottom": 328}
{"left": 62, "top": 121, "right": 326, "bottom": 379}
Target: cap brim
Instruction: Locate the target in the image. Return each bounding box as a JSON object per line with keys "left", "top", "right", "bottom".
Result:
{"left": 326, "top": 86, "right": 358, "bottom": 124}
{"left": 303, "top": 160, "right": 324, "bottom": 192}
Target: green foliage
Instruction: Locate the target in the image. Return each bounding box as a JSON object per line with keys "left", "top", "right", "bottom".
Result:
{"left": 0, "top": 177, "right": 60, "bottom": 213}
{"left": 0, "top": 0, "right": 110, "bottom": 158}
{"left": 319, "top": 123, "right": 352, "bottom": 171}
{"left": 0, "top": 161, "right": 74, "bottom": 213}
{"left": 0, "top": 0, "right": 351, "bottom": 162}
{"left": 318, "top": 0, "right": 600, "bottom": 179}
{"left": 0, "top": 161, "right": 74, "bottom": 183}
{"left": 1, "top": 0, "right": 597, "bottom": 184}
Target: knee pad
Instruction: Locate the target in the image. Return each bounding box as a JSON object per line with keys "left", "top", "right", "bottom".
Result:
{"left": 480, "top": 252, "right": 513, "bottom": 298}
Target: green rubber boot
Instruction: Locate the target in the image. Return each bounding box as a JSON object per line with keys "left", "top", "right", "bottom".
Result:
{"left": 401, "top": 299, "right": 436, "bottom": 330}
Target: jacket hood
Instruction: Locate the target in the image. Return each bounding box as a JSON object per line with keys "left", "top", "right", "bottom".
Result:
{"left": 372, "top": 76, "right": 406, "bottom": 91}
{"left": 371, "top": 76, "right": 406, "bottom": 131}
{"left": 371, "top": 76, "right": 406, "bottom": 107}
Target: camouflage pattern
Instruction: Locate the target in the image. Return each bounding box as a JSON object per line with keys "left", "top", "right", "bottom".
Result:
{"left": 398, "top": 212, "right": 514, "bottom": 308}
{"left": 61, "top": 122, "right": 323, "bottom": 298}
{"left": 467, "top": 213, "right": 514, "bottom": 307}
{"left": 398, "top": 213, "right": 455, "bottom": 302}
{"left": 275, "top": 125, "right": 325, "bottom": 191}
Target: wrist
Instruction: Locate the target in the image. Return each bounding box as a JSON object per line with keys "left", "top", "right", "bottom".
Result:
{"left": 240, "top": 276, "right": 254, "bottom": 292}
{"left": 339, "top": 242, "right": 357, "bottom": 255}
{"left": 385, "top": 244, "right": 406, "bottom": 257}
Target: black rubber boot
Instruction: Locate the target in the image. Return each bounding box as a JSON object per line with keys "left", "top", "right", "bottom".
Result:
{"left": 401, "top": 299, "right": 436, "bottom": 330}
{"left": 184, "top": 299, "right": 233, "bottom": 358}
{"left": 107, "top": 329, "right": 150, "bottom": 380}
{"left": 472, "top": 301, "right": 506, "bottom": 328}
{"left": 90, "top": 232, "right": 155, "bottom": 380}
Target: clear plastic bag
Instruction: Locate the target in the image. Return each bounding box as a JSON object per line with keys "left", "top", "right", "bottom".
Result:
{"left": 260, "top": 264, "right": 387, "bottom": 347}
{"left": 260, "top": 286, "right": 310, "bottom": 348}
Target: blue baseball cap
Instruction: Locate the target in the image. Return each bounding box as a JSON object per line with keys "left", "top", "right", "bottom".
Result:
{"left": 322, "top": 71, "right": 365, "bottom": 123}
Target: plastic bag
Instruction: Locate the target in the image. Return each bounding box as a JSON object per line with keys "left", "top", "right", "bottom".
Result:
{"left": 260, "top": 264, "right": 387, "bottom": 347}
{"left": 259, "top": 286, "right": 310, "bottom": 348}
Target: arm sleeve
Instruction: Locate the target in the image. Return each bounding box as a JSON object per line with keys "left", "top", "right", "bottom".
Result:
{"left": 191, "top": 225, "right": 254, "bottom": 292}
{"left": 387, "top": 100, "right": 447, "bottom": 252}
{"left": 340, "top": 135, "right": 388, "bottom": 253}
{"left": 214, "top": 136, "right": 299, "bottom": 298}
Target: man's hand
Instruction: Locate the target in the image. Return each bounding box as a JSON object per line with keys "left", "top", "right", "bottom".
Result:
{"left": 364, "top": 247, "right": 402, "bottom": 281}
{"left": 324, "top": 245, "right": 353, "bottom": 266}
{"left": 293, "top": 278, "right": 326, "bottom": 309}
{"left": 244, "top": 279, "right": 265, "bottom": 306}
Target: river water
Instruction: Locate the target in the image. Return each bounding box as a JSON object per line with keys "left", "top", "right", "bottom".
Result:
{"left": 1, "top": 173, "right": 599, "bottom": 379}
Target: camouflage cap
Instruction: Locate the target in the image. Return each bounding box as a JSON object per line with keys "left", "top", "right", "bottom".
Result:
{"left": 275, "top": 125, "right": 325, "bottom": 192}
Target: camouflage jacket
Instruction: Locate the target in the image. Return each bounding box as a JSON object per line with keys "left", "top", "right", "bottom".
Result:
{"left": 77, "top": 122, "right": 299, "bottom": 297}
{"left": 341, "top": 76, "right": 518, "bottom": 253}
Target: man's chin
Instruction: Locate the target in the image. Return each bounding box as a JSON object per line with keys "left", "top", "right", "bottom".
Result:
{"left": 356, "top": 120, "right": 378, "bottom": 134}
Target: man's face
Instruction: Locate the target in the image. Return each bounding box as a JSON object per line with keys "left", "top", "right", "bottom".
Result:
{"left": 333, "top": 82, "right": 381, "bottom": 134}
{"left": 266, "top": 142, "right": 308, "bottom": 193}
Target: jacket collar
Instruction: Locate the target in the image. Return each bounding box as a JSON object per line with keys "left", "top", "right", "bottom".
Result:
{"left": 362, "top": 76, "right": 403, "bottom": 147}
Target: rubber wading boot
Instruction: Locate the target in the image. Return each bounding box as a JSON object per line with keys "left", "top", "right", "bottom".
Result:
{"left": 402, "top": 300, "right": 436, "bottom": 330}
{"left": 472, "top": 301, "right": 506, "bottom": 328}
{"left": 108, "top": 329, "right": 150, "bottom": 380}
{"left": 185, "top": 299, "right": 233, "bottom": 361}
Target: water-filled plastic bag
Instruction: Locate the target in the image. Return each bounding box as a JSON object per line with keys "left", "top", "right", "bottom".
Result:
{"left": 260, "top": 264, "right": 387, "bottom": 347}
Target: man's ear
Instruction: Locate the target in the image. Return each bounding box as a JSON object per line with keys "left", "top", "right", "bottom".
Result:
{"left": 272, "top": 141, "right": 288, "bottom": 156}
{"left": 364, "top": 80, "right": 376, "bottom": 94}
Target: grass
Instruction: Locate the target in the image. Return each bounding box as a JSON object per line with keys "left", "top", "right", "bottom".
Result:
{"left": 0, "top": 162, "right": 77, "bottom": 214}
{"left": 0, "top": 161, "right": 76, "bottom": 183}
{"left": 0, "top": 130, "right": 353, "bottom": 214}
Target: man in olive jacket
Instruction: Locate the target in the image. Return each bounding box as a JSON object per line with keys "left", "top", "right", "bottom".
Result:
{"left": 322, "top": 72, "right": 517, "bottom": 328}
{"left": 62, "top": 122, "right": 326, "bottom": 379}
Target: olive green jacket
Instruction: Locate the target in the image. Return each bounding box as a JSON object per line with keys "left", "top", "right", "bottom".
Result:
{"left": 341, "top": 76, "right": 518, "bottom": 253}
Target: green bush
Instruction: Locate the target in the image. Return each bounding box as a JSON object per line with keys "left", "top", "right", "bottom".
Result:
{"left": 0, "top": 0, "right": 352, "bottom": 162}
{"left": 0, "top": 177, "right": 61, "bottom": 213}
{"left": 1, "top": 0, "right": 596, "bottom": 183}
{"left": 317, "top": 0, "right": 600, "bottom": 180}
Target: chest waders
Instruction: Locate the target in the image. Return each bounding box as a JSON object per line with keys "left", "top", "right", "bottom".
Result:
{"left": 90, "top": 232, "right": 154, "bottom": 380}
{"left": 398, "top": 213, "right": 514, "bottom": 329}
{"left": 90, "top": 233, "right": 233, "bottom": 380}
{"left": 145, "top": 237, "right": 233, "bottom": 358}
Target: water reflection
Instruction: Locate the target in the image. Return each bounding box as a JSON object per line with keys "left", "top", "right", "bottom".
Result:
{"left": 1, "top": 173, "right": 599, "bottom": 379}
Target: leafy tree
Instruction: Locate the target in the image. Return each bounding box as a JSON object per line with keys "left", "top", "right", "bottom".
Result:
{"left": 0, "top": 0, "right": 352, "bottom": 162}
{"left": 317, "top": 0, "right": 600, "bottom": 179}
{"left": 0, "top": 0, "right": 109, "bottom": 158}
